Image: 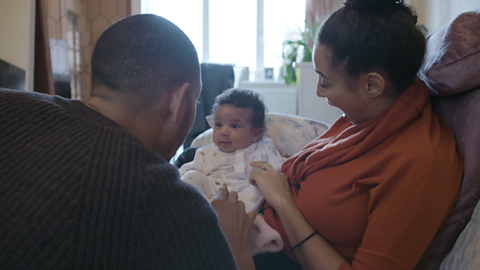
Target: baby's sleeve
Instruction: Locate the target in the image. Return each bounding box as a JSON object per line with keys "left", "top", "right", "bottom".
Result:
{"left": 179, "top": 148, "right": 206, "bottom": 177}
{"left": 266, "top": 139, "right": 287, "bottom": 172}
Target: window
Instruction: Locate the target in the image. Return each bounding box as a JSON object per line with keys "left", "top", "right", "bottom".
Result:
{"left": 141, "top": 0, "right": 203, "bottom": 62}
{"left": 141, "top": 0, "right": 306, "bottom": 80}
{"left": 264, "top": 0, "right": 306, "bottom": 71}
{"left": 209, "top": 0, "right": 257, "bottom": 68}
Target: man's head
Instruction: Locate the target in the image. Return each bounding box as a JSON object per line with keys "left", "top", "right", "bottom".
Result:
{"left": 88, "top": 14, "right": 201, "bottom": 160}
{"left": 91, "top": 14, "right": 200, "bottom": 107}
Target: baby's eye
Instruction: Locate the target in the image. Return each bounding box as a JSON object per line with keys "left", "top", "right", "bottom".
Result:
{"left": 231, "top": 124, "right": 239, "bottom": 129}
{"left": 215, "top": 123, "right": 222, "bottom": 128}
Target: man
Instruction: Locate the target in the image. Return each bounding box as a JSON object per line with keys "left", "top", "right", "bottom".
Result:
{"left": 0, "top": 14, "right": 254, "bottom": 269}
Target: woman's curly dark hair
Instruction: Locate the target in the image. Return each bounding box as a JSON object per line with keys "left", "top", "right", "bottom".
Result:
{"left": 317, "top": 0, "right": 425, "bottom": 94}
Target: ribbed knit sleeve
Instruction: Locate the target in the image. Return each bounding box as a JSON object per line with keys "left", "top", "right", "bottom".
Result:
{"left": 137, "top": 160, "right": 237, "bottom": 269}
{"left": 0, "top": 89, "right": 237, "bottom": 269}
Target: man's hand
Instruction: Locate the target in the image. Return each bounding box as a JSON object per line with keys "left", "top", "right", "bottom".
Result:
{"left": 211, "top": 183, "right": 256, "bottom": 270}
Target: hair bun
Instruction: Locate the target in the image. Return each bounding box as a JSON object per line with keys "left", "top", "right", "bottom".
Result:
{"left": 345, "top": 0, "right": 404, "bottom": 13}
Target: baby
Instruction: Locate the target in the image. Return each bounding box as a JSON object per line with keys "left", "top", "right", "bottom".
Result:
{"left": 180, "top": 88, "right": 286, "bottom": 213}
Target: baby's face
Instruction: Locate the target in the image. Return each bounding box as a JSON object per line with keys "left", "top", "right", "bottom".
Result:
{"left": 212, "top": 105, "right": 262, "bottom": 153}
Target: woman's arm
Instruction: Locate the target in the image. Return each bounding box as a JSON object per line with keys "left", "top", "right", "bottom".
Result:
{"left": 275, "top": 195, "right": 347, "bottom": 270}
{"left": 250, "top": 162, "right": 347, "bottom": 270}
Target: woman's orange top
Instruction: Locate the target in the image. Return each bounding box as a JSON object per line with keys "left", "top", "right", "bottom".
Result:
{"left": 264, "top": 78, "right": 463, "bottom": 270}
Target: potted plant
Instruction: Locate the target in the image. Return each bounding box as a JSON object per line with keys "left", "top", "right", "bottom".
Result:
{"left": 281, "top": 20, "right": 320, "bottom": 85}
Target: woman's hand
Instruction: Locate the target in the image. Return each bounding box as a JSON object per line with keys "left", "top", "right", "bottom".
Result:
{"left": 249, "top": 161, "right": 294, "bottom": 209}
{"left": 250, "top": 164, "right": 346, "bottom": 270}
{"left": 211, "top": 183, "right": 256, "bottom": 270}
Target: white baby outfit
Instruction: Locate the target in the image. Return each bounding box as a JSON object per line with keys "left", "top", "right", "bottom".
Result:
{"left": 179, "top": 137, "right": 286, "bottom": 255}
{"left": 179, "top": 137, "right": 285, "bottom": 212}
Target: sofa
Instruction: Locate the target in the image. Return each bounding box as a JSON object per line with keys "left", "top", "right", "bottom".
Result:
{"left": 190, "top": 8, "right": 480, "bottom": 269}
{"left": 417, "top": 8, "right": 480, "bottom": 270}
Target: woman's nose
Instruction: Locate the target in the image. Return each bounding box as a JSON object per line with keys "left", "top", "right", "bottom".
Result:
{"left": 317, "top": 89, "right": 327, "bottom": 98}
{"left": 316, "top": 80, "right": 327, "bottom": 98}
{"left": 317, "top": 86, "right": 326, "bottom": 98}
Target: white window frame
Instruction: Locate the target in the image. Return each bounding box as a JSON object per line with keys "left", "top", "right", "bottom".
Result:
{"left": 133, "top": 0, "right": 272, "bottom": 80}
{"left": 255, "top": 0, "right": 265, "bottom": 79}
{"left": 202, "top": 0, "right": 210, "bottom": 63}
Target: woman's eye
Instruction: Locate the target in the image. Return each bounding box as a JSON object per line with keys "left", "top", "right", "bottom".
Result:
{"left": 321, "top": 84, "right": 329, "bottom": 89}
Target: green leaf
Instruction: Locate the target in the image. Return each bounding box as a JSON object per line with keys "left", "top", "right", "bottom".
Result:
{"left": 281, "top": 19, "right": 323, "bottom": 83}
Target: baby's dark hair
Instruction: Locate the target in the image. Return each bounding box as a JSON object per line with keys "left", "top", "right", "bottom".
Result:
{"left": 211, "top": 88, "right": 267, "bottom": 130}
{"left": 317, "top": 0, "right": 425, "bottom": 95}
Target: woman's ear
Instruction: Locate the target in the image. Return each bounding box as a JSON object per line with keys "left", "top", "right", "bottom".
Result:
{"left": 252, "top": 128, "right": 264, "bottom": 142}
{"left": 365, "top": 72, "right": 385, "bottom": 98}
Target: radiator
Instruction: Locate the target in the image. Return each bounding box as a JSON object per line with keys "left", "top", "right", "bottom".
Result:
{"left": 237, "top": 81, "right": 297, "bottom": 116}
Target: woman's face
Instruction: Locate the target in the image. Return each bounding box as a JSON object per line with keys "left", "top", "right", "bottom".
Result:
{"left": 313, "top": 44, "right": 367, "bottom": 124}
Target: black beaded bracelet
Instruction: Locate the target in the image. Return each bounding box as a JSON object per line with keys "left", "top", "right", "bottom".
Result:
{"left": 290, "top": 231, "right": 319, "bottom": 251}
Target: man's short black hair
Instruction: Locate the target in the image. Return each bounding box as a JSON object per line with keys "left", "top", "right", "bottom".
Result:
{"left": 91, "top": 14, "right": 200, "bottom": 107}
{"left": 211, "top": 88, "right": 267, "bottom": 130}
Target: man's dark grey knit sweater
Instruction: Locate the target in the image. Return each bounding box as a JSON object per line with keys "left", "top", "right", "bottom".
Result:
{"left": 0, "top": 89, "right": 237, "bottom": 269}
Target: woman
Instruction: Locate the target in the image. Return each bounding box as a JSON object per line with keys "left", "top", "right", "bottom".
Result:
{"left": 239, "top": 0, "right": 463, "bottom": 269}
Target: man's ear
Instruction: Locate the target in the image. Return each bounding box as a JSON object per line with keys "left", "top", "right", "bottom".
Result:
{"left": 365, "top": 72, "right": 385, "bottom": 98}
{"left": 169, "top": 82, "right": 190, "bottom": 122}
{"left": 252, "top": 128, "right": 264, "bottom": 142}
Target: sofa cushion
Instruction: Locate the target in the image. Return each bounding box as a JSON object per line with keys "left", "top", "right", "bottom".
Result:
{"left": 415, "top": 8, "right": 480, "bottom": 270}
{"left": 415, "top": 89, "right": 480, "bottom": 269}
{"left": 440, "top": 186, "right": 480, "bottom": 269}
{"left": 419, "top": 9, "right": 480, "bottom": 96}
{"left": 263, "top": 113, "right": 329, "bottom": 156}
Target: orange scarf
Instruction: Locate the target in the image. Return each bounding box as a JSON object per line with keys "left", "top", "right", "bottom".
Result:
{"left": 284, "top": 78, "right": 429, "bottom": 187}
